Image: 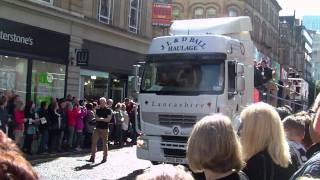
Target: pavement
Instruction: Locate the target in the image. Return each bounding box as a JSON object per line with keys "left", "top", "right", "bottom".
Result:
{"left": 27, "top": 142, "right": 133, "bottom": 162}
{"left": 32, "top": 146, "right": 152, "bottom": 180}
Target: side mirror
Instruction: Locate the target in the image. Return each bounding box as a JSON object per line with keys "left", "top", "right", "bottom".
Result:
{"left": 236, "top": 76, "right": 245, "bottom": 92}
{"left": 133, "top": 65, "right": 141, "bottom": 76}
{"left": 237, "top": 63, "right": 245, "bottom": 75}
{"left": 133, "top": 65, "right": 141, "bottom": 92}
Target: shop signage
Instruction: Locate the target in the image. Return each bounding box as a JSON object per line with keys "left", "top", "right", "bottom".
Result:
{"left": 76, "top": 49, "right": 89, "bottom": 66}
{"left": 0, "top": 18, "right": 70, "bottom": 63}
{"left": 160, "top": 37, "right": 207, "bottom": 52}
{"left": 152, "top": 2, "right": 172, "bottom": 27}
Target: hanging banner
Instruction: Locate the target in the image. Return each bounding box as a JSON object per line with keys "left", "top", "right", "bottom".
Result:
{"left": 152, "top": 2, "right": 172, "bottom": 27}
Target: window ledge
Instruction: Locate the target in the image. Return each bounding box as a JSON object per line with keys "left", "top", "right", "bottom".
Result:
{"left": 24, "top": 0, "right": 85, "bottom": 19}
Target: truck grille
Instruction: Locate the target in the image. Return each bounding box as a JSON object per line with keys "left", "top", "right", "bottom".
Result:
{"left": 161, "top": 135, "right": 188, "bottom": 144}
{"left": 159, "top": 114, "right": 197, "bottom": 127}
{"left": 163, "top": 148, "right": 186, "bottom": 158}
{"left": 161, "top": 136, "right": 188, "bottom": 158}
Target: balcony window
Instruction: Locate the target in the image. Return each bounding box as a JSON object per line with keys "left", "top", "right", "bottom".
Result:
{"left": 228, "top": 7, "right": 238, "bottom": 17}
{"left": 99, "top": 0, "right": 113, "bottom": 24}
{"left": 206, "top": 8, "right": 217, "bottom": 18}
{"left": 172, "top": 7, "right": 181, "bottom": 19}
{"left": 129, "top": 0, "right": 141, "bottom": 33}
{"left": 193, "top": 7, "right": 204, "bottom": 19}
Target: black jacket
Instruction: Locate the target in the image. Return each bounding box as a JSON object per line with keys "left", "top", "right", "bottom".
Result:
{"left": 37, "top": 108, "right": 49, "bottom": 132}
{"left": 47, "top": 109, "right": 60, "bottom": 131}
{"left": 58, "top": 108, "right": 67, "bottom": 130}
{"left": 243, "top": 150, "right": 296, "bottom": 180}
{"left": 0, "top": 107, "right": 9, "bottom": 131}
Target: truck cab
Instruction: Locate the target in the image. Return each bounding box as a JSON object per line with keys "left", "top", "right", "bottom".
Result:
{"left": 135, "top": 17, "right": 254, "bottom": 164}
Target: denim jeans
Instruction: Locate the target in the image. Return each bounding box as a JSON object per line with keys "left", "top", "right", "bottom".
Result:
{"left": 58, "top": 130, "right": 64, "bottom": 151}
{"left": 38, "top": 130, "right": 49, "bottom": 153}
{"left": 68, "top": 127, "right": 75, "bottom": 148}
{"left": 75, "top": 131, "right": 83, "bottom": 148}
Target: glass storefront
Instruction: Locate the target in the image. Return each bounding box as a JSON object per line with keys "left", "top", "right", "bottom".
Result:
{"left": 0, "top": 18, "right": 70, "bottom": 105}
{"left": 80, "top": 69, "right": 109, "bottom": 100}
{"left": 111, "top": 77, "right": 126, "bottom": 104}
{"left": 31, "top": 61, "right": 66, "bottom": 105}
{"left": 0, "top": 55, "right": 28, "bottom": 100}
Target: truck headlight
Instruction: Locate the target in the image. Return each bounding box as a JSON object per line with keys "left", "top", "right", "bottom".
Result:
{"left": 137, "top": 137, "right": 149, "bottom": 150}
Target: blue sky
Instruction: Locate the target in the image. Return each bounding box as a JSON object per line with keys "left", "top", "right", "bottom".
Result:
{"left": 277, "top": 0, "right": 320, "bottom": 18}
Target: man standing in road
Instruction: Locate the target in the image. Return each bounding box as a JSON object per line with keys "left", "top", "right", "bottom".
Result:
{"left": 89, "top": 97, "right": 112, "bottom": 163}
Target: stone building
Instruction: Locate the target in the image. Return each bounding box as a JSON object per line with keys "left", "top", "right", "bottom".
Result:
{"left": 0, "top": 0, "right": 152, "bottom": 104}
{"left": 157, "top": 0, "right": 282, "bottom": 66}
{"left": 279, "top": 16, "right": 312, "bottom": 78}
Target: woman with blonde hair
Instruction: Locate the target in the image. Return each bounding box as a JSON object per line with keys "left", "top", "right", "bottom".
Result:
{"left": 240, "top": 102, "right": 295, "bottom": 180}
{"left": 187, "top": 114, "right": 247, "bottom": 180}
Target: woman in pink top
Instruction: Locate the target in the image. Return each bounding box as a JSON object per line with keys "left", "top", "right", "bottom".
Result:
{"left": 14, "top": 100, "right": 25, "bottom": 148}
{"left": 75, "top": 104, "right": 86, "bottom": 151}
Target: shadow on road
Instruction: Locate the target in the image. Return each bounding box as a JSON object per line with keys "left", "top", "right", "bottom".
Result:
{"left": 30, "top": 143, "right": 134, "bottom": 166}
{"left": 116, "top": 169, "right": 144, "bottom": 180}
{"left": 74, "top": 162, "right": 104, "bottom": 171}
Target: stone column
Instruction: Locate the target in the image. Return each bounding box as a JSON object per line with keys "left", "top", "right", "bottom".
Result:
{"left": 66, "top": 35, "right": 82, "bottom": 99}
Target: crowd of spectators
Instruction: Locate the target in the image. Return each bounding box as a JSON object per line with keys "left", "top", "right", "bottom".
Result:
{"left": 0, "top": 90, "right": 138, "bottom": 156}
{"left": 4, "top": 89, "right": 320, "bottom": 179}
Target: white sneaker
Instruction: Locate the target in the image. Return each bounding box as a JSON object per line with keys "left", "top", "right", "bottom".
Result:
{"left": 75, "top": 147, "right": 82, "bottom": 151}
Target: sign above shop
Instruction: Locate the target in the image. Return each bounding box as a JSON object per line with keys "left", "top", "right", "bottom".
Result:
{"left": 0, "top": 18, "right": 70, "bottom": 64}
{"left": 76, "top": 49, "right": 89, "bottom": 66}
{"left": 152, "top": 2, "right": 172, "bottom": 27}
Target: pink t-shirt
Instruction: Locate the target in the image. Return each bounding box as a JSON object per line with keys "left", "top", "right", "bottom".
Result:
{"left": 14, "top": 110, "right": 25, "bottom": 130}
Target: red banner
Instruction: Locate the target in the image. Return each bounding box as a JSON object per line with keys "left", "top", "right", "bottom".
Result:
{"left": 152, "top": 3, "right": 172, "bottom": 27}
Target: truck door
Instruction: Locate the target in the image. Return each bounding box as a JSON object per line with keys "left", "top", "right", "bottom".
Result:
{"left": 226, "top": 61, "right": 241, "bottom": 124}
{"left": 225, "top": 61, "right": 237, "bottom": 117}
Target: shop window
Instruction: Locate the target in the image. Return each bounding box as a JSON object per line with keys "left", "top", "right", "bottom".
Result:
{"left": 31, "top": 61, "right": 66, "bottom": 105}
{"left": 206, "top": 8, "right": 217, "bottom": 18}
{"left": 228, "top": 7, "right": 238, "bottom": 17}
{"left": 99, "top": 0, "right": 113, "bottom": 24}
{"left": 0, "top": 55, "right": 27, "bottom": 101}
{"left": 129, "top": 0, "right": 141, "bottom": 33}
{"left": 193, "top": 7, "right": 204, "bottom": 19}
{"left": 80, "top": 70, "right": 109, "bottom": 100}
{"left": 172, "top": 7, "right": 181, "bottom": 19}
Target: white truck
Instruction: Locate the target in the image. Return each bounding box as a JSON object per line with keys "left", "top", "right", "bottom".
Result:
{"left": 133, "top": 16, "right": 255, "bottom": 164}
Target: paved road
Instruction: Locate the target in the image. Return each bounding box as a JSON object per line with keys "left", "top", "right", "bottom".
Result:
{"left": 33, "top": 146, "right": 152, "bottom": 180}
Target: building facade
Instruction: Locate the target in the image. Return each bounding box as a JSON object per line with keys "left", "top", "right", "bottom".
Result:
{"left": 279, "top": 16, "right": 313, "bottom": 79}
{"left": 0, "top": 0, "right": 152, "bottom": 104}
{"left": 159, "top": 0, "right": 282, "bottom": 67}
{"left": 311, "top": 33, "right": 320, "bottom": 80}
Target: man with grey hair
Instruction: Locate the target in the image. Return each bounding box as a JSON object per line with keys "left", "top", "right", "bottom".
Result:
{"left": 88, "top": 97, "right": 112, "bottom": 163}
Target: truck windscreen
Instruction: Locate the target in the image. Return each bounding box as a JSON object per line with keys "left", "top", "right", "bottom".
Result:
{"left": 141, "top": 58, "right": 225, "bottom": 95}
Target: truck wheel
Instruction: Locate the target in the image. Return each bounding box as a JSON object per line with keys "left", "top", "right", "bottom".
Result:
{"left": 151, "top": 161, "right": 160, "bottom": 165}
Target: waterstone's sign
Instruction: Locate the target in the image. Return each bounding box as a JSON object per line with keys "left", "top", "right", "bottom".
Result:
{"left": 160, "top": 37, "right": 207, "bottom": 52}
{"left": 0, "top": 18, "right": 70, "bottom": 63}
{"left": 0, "top": 30, "right": 33, "bottom": 46}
